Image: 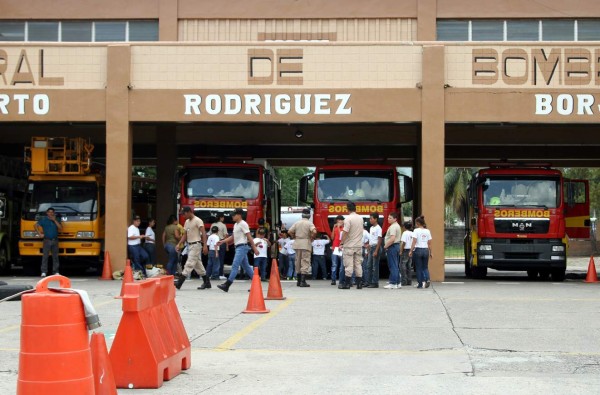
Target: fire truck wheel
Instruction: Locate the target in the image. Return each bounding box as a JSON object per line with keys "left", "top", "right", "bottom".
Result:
{"left": 551, "top": 269, "right": 566, "bottom": 282}
{"left": 471, "top": 265, "right": 487, "bottom": 279}
{"left": 538, "top": 270, "right": 551, "bottom": 281}
{"left": 464, "top": 257, "right": 473, "bottom": 278}
{"left": 527, "top": 270, "right": 538, "bottom": 280}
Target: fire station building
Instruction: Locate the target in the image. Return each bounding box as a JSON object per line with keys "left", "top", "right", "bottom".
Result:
{"left": 2, "top": 0, "right": 600, "bottom": 280}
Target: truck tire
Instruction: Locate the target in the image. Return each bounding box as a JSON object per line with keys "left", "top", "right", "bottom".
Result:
{"left": 551, "top": 269, "right": 566, "bottom": 282}
{"left": 538, "top": 270, "right": 551, "bottom": 281}
{"left": 0, "top": 243, "right": 9, "bottom": 274}
{"left": 465, "top": 255, "right": 473, "bottom": 278}
{"left": 472, "top": 265, "right": 487, "bottom": 279}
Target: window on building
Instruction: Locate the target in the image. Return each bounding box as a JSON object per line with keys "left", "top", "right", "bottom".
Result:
{"left": 129, "top": 21, "right": 159, "bottom": 41}
{"left": 61, "top": 21, "right": 93, "bottom": 42}
{"left": 0, "top": 21, "right": 25, "bottom": 41}
{"left": 95, "top": 21, "right": 127, "bottom": 42}
{"left": 28, "top": 21, "right": 59, "bottom": 41}
{"left": 0, "top": 20, "right": 158, "bottom": 42}
{"left": 471, "top": 20, "right": 504, "bottom": 41}
{"left": 437, "top": 20, "right": 469, "bottom": 41}
{"left": 542, "top": 19, "right": 575, "bottom": 41}
{"left": 506, "top": 20, "right": 539, "bottom": 41}
{"left": 578, "top": 20, "right": 600, "bottom": 41}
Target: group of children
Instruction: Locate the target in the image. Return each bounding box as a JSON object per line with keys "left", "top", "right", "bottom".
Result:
{"left": 277, "top": 230, "right": 331, "bottom": 281}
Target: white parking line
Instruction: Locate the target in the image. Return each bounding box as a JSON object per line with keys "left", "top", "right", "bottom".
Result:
{"left": 496, "top": 282, "right": 521, "bottom": 285}
{"left": 442, "top": 282, "right": 464, "bottom": 284}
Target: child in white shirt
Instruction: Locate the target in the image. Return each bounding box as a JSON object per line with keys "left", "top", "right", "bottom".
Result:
{"left": 206, "top": 226, "right": 220, "bottom": 279}
{"left": 311, "top": 233, "right": 330, "bottom": 280}
{"left": 285, "top": 237, "right": 296, "bottom": 280}
{"left": 253, "top": 228, "right": 271, "bottom": 281}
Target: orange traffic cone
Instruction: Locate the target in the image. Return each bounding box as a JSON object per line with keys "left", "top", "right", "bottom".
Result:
{"left": 90, "top": 332, "right": 117, "bottom": 395}
{"left": 243, "top": 267, "right": 270, "bottom": 314}
{"left": 266, "top": 258, "right": 286, "bottom": 300}
{"left": 99, "top": 251, "right": 113, "bottom": 281}
{"left": 116, "top": 259, "right": 134, "bottom": 298}
{"left": 584, "top": 256, "right": 599, "bottom": 283}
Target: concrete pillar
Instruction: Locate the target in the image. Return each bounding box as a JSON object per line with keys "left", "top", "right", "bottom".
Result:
{"left": 155, "top": 127, "right": 177, "bottom": 263}
{"left": 105, "top": 45, "right": 132, "bottom": 271}
{"left": 420, "top": 45, "right": 445, "bottom": 281}
{"left": 159, "top": 0, "right": 178, "bottom": 41}
{"left": 417, "top": 0, "right": 437, "bottom": 41}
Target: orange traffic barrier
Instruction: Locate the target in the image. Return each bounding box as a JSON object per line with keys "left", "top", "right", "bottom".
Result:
{"left": 265, "top": 258, "right": 286, "bottom": 300}
{"left": 243, "top": 267, "right": 270, "bottom": 314}
{"left": 17, "top": 275, "right": 95, "bottom": 395}
{"left": 109, "top": 275, "right": 191, "bottom": 389}
{"left": 99, "top": 251, "right": 113, "bottom": 281}
{"left": 90, "top": 332, "right": 117, "bottom": 395}
{"left": 116, "top": 259, "right": 134, "bottom": 299}
{"left": 584, "top": 256, "right": 599, "bottom": 283}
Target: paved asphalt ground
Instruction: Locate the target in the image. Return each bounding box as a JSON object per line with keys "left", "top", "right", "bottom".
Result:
{"left": 1, "top": 258, "right": 599, "bottom": 394}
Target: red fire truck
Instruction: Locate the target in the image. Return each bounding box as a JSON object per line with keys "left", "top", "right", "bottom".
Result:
{"left": 176, "top": 161, "right": 280, "bottom": 239}
{"left": 298, "top": 164, "right": 413, "bottom": 234}
{"left": 464, "top": 163, "right": 590, "bottom": 281}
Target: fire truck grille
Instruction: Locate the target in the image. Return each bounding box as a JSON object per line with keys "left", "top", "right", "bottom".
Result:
{"left": 494, "top": 219, "right": 549, "bottom": 234}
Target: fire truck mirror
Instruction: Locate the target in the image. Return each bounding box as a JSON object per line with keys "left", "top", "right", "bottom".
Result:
{"left": 0, "top": 197, "right": 5, "bottom": 218}
{"left": 298, "top": 175, "right": 310, "bottom": 204}
{"left": 399, "top": 175, "right": 414, "bottom": 204}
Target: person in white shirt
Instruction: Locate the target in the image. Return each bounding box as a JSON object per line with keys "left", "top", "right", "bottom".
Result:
{"left": 409, "top": 216, "right": 433, "bottom": 289}
{"left": 277, "top": 231, "right": 289, "bottom": 280}
{"left": 127, "top": 216, "right": 149, "bottom": 277}
{"left": 253, "top": 228, "right": 271, "bottom": 281}
{"left": 399, "top": 221, "right": 414, "bottom": 286}
{"left": 311, "top": 233, "right": 330, "bottom": 280}
{"left": 143, "top": 218, "right": 156, "bottom": 266}
{"left": 364, "top": 213, "right": 383, "bottom": 288}
{"left": 205, "top": 226, "right": 221, "bottom": 283}
{"left": 285, "top": 238, "right": 296, "bottom": 280}
{"left": 359, "top": 227, "right": 370, "bottom": 286}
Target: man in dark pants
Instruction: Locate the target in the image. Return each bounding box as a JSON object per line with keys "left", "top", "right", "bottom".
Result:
{"left": 35, "top": 207, "right": 62, "bottom": 277}
{"left": 217, "top": 208, "right": 260, "bottom": 292}
{"left": 213, "top": 212, "right": 228, "bottom": 279}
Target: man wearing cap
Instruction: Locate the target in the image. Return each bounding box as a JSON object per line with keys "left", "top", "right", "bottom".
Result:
{"left": 35, "top": 207, "right": 63, "bottom": 277}
{"left": 288, "top": 208, "right": 317, "bottom": 287}
{"left": 175, "top": 206, "right": 209, "bottom": 290}
{"left": 340, "top": 202, "right": 364, "bottom": 289}
{"left": 217, "top": 208, "right": 260, "bottom": 292}
{"left": 212, "top": 212, "right": 228, "bottom": 280}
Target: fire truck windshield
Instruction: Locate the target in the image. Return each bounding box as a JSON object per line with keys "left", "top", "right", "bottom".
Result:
{"left": 317, "top": 170, "right": 393, "bottom": 202}
{"left": 184, "top": 168, "right": 260, "bottom": 199}
{"left": 483, "top": 177, "right": 559, "bottom": 208}
{"left": 23, "top": 181, "right": 98, "bottom": 221}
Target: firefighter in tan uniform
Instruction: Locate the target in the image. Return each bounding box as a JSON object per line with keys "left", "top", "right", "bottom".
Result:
{"left": 340, "top": 202, "right": 364, "bottom": 289}
{"left": 288, "top": 208, "right": 317, "bottom": 287}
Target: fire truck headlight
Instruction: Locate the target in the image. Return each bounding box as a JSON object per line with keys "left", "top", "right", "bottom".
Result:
{"left": 479, "top": 245, "right": 492, "bottom": 251}
{"left": 23, "top": 231, "right": 40, "bottom": 238}
{"left": 550, "top": 256, "right": 563, "bottom": 260}
{"left": 552, "top": 246, "right": 565, "bottom": 252}
{"left": 479, "top": 254, "right": 493, "bottom": 260}
{"left": 77, "top": 231, "right": 95, "bottom": 238}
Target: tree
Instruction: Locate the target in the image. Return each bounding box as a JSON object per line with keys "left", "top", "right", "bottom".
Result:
{"left": 275, "top": 167, "right": 312, "bottom": 206}
{"left": 444, "top": 168, "right": 475, "bottom": 221}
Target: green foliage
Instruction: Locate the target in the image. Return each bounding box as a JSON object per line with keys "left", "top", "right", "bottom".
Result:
{"left": 444, "top": 168, "right": 475, "bottom": 221}
{"left": 275, "top": 167, "right": 312, "bottom": 206}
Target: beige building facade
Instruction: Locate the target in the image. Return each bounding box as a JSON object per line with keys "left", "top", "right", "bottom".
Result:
{"left": 2, "top": 0, "right": 600, "bottom": 280}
